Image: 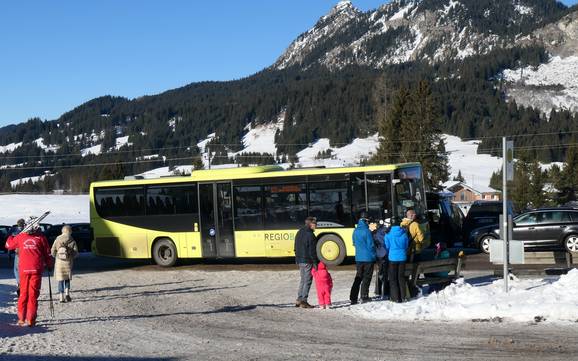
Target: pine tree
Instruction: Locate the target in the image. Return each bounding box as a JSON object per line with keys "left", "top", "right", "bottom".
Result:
{"left": 373, "top": 80, "right": 408, "bottom": 164}
{"left": 556, "top": 145, "right": 578, "bottom": 205}
{"left": 528, "top": 159, "right": 545, "bottom": 209}
{"left": 454, "top": 170, "right": 465, "bottom": 182}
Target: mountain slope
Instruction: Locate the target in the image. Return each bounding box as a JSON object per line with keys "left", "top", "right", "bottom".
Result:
{"left": 0, "top": 0, "right": 577, "bottom": 192}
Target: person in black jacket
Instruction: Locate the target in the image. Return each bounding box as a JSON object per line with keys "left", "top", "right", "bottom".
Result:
{"left": 294, "top": 216, "right": 318, "bottom": 309}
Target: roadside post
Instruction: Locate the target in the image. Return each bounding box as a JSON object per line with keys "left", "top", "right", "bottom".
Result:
{"left": 502, "top": 138, "right": 514, "bottom": 293}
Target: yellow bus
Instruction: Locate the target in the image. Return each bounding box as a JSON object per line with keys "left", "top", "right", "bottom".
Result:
{"left": 90, "top": 163, "right": 426, "bottom": 266}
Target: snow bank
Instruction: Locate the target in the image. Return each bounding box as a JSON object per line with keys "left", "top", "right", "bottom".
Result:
{"left": 136, "top": 165, "right": 193, "bottom": 179}
{"left": 348, "top": 270, "right": 578, "bottom": 323}
{"left": 0, "top": 194, "right": 89, "bottom": 225}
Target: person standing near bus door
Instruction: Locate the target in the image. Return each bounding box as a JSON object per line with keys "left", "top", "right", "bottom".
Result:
{"left": 294, "top": 216, "right": 318, "bottom": 309}
{"left": 385, "top": 219, "right": 410, "bottom": 303}
{"left": 5, "top": 222, "right": 52, "bottom": 327}
{"left": 349, "top": 213, "right": 376, "bottom": 305}
{"left": 51, "top": 225, "right": 78, "bottom": 303}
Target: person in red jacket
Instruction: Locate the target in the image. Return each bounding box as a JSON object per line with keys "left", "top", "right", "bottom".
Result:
{"left": 5, "top": 224, "right": 53, "bottom": 327}
{"left": 311, "top": 262, "right": 333, "bottom": 309}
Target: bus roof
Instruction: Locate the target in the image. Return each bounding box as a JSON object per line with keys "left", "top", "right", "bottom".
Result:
{"left": 90, "top": 162, "right": 421, "bottom": 188}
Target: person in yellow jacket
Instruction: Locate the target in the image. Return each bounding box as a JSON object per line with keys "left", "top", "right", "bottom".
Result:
{"left": 401, "top": 209, "right": 431, "bottom": 258}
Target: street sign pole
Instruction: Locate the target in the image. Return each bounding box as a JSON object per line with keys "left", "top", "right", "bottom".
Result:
{"left": 502, "top": 137, "right": 508, "bottom": 293}
{"left": 502, "top": 137, "right": 514, "bottom": 293}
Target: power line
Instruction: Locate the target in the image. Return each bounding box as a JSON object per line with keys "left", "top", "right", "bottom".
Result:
{"left": 2, "top": 129, "right": 578, "bottom": 160}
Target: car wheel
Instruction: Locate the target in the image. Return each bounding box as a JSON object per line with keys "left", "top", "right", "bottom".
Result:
{"left": 479, "top": 235, "right": 495, "bottom": 254}
{"left": 564, "top": 235, "right": 578, "bottom": 253}
{"left": 316, "top": 234, "right": 346, "bottom": 266}
{"left": 152, "top": 238, "right": 178, "bottom": 267}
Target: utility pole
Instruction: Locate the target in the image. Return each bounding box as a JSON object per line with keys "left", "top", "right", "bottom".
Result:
{"left": 502, "top": 137, "right": 509, "bottom": 292}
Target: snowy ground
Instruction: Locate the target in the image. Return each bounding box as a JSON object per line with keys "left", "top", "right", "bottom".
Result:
{"left": 0, "top": 256, "right": 577, "bottom": 360}
{"left": 444, "top": 135, "right": 502, "bottom": 188}
{"left": 0, "top": 194, "right": 89, "bottom": 225}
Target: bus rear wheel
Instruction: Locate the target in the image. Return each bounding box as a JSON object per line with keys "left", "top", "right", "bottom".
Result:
{"left": 152, "top": 238, "right": 178, "bottom": 267}
{"left": 317, "top": 234, "right": 346, "bottom": 266}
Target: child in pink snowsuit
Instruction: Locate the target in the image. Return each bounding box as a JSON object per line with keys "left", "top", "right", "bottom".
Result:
{"left": 311, "top": 262, "right": 333, "bottom": 309}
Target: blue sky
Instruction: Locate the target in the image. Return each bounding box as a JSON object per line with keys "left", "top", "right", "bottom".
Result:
{"left": 0, "top": 0, "right": 577, "bottom": 126}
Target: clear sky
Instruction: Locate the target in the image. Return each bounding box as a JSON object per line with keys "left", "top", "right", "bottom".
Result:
{"left": 0, "top": 0, "right": 577, "bottom": 126}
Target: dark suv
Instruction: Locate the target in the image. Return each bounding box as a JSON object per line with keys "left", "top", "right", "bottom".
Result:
{"left": 468, "top": 208, "right": 578, "bottom": 253}
{"left": 462, "top": 201, "right": 514, "bottom": 246}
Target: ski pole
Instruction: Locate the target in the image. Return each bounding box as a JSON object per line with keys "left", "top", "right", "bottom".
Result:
{"left": 47, "top": 270, "right": 54, "bottom": 318}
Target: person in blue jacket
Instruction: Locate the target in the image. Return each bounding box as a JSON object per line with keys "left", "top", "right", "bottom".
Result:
{"left": 385, "top": 218, "right": 410, "bottom": 303}
{"left": 349, "top": 212, "right": 377, "bottom": 305}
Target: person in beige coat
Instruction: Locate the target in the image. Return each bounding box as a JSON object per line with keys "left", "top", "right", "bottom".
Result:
{"left": 50, "top": 225, "right": 78, "bottom": 303}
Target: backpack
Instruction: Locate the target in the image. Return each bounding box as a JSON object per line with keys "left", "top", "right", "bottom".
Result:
{"left": 403, "top": 220, "right": 431, "bottom": 253}
{"left": 57, "top": 246, "right": 69, "bottom": 260}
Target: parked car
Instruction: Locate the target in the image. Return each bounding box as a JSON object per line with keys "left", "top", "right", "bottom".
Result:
{"left": 0, "top": 225, "right": 11, "bottom": 252}
{"left": 45, "top": 223, "right": 92, "bottom": 252}
{"left": 468, "top": 208, "right": 578, "bottom": 253}
{"left": 426, "top": 192, "right": 464, "bottom": 247}
{"left": 462, "top": 200, "right": 514, "bottom": 244}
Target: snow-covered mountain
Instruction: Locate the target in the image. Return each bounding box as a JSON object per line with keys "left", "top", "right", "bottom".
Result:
{"left": 273, "top": 0, "right": 570, "bottom": 70}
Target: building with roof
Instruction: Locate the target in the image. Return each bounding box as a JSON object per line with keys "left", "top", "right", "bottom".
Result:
{"left": 442, "top": 181, "right": 501, "bottom": 203}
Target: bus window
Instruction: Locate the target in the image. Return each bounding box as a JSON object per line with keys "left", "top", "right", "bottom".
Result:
{"left": 263, "top": 183, "right": 307, "bottom": 229}
{"left": 366, "top": 173, "right": 392, "bottom": 222}
{"left": 95, "top": 187, "right": 145, "bottom": 218}
{"left": 309, "top": 181, "right": 351, "bottom": 228}
{"left": 234, "top": 185, "right": 264, "bottom": 230}
{"left": 393, "top": 166, "right": 426, "bottom": 219}
{"left": 146, "top": 184, "right": 198, "bottom": 216}
{"left": 350, "top": 173, "right": 365, "bottom": 220}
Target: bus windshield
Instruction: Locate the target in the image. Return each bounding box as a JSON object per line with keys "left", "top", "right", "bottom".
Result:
{"left": 393, "top": 166, "right": 426, "bottom": 219}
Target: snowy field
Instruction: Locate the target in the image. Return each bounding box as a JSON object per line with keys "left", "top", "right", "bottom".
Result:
{"left": 0, "top": 258, "right": 577, "bottom": 360}
{"left": 0, "top": 194, "right": 89, "bottom": 225}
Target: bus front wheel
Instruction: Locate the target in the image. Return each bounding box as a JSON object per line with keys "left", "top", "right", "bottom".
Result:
{"left": 152, "top": 238, "right": 178, "bottom": 267}
{"left": 316, "top": 234, "right": 346, "bottom": 266}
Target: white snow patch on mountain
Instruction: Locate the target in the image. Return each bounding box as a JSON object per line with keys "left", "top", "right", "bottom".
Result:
{"left": 389, "top": 2, "right": 412, "bottom": 21}
{"left": 347, "top": 270, "right": 578, "bottom": 323}
{"left": 444, "top": 135, "right": 502, "bottom": 188}
{"left": 136, "top": 165, "right": 194, "bottom": 179}
{"left": 0, "top": 194, "right": 89, "bottom": 225}
{"left": 34, "top": 138, "right": 60, "bottom": 153}
{"left": 503, "top": 56, "right": 578, "bottom": 114}
{"left": 0, "top": 142, "right": 22, "bottom": 154}
{"left": 236, "top": 113, "right": 285, "bottom": 156}
{"left": 514, "top": 3, "right": 533, "bottom": 16}
{"left": 297, "top": 134, "right": 379, "bottom": 167}
{"left": 10, "top": 174, "right": 53, "bottom": 188}
{"left": 115, "top": 135, "right": 131, "bottom": 149}
{"left": 81, "top": 144, "right": 102, "bottom": 157}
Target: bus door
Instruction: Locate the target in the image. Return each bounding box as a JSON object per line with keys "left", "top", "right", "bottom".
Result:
{"left": 365, "top": 172, "right": 393, "bottom": 222}
{"left": 199, "top": 183, "right": 236, "bottom": 258}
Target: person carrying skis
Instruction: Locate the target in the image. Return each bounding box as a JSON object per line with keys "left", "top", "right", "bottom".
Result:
{"left": 51, "top": 225, "right": 78, "bottom": 303}
{"left": 9, "top": 219, "right": 26, "bottom": 297}
{"left": 5, "top": 221, "right": 53, "bottom": 327}
{"left": 311, "top": 261, "right": 333, "bottom": 309}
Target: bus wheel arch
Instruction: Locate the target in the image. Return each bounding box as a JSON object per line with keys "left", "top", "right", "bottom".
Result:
{"left": 316, "top": 233, "right": 346, "bottom": 266}
{"left": 151, "top": 237, "right": 178, "bottom": 267}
